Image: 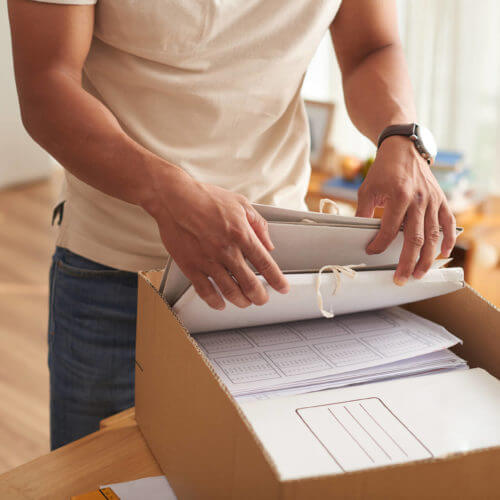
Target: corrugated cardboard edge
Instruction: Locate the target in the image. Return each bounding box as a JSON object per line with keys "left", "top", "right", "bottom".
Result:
{"left": 280, "top": 445, "right": 500, "bottom": 499}
{"left": 135, "top": 271, "right": 282, "bottom": 500}
{"left": 137, "top": 273, "right": 500, "bottom": 499}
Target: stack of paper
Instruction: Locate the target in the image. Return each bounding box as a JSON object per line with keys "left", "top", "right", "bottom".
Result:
{"left": 192, "top": 307, "right": 467, "bottom": 399}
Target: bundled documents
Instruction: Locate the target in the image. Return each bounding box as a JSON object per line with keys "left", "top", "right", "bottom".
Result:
{"left": 192, "top": 307, "right": 467, "bottom": 399}
{"left": 160, "top": 203, "right": 463, "bottom": 307}
{"left": 161, "top": 203, "right": 466, "bottom": 400}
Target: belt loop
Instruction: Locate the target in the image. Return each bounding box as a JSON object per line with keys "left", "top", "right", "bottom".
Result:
{"left": 51, "top": 201, "right": 65, "bottom": 226}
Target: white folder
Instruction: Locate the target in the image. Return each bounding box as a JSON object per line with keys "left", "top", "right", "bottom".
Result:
{"left": 161, "top": 220, "right": 414, "bottom": 305}
{"left": 160, "top": 203, "right": 463, "bottom": 332}
{"left": 160, "top": 205, "right": 462, "bottom": 304}
{"left": 238, "top": 368, "right": 500, "bottom": 479}
{"left": 173, "top": 265, "right": 464, "bottom": 334}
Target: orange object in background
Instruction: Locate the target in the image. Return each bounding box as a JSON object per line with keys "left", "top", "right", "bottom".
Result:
{"left": 71, "top": 487, "right": 120, "bottom": 500}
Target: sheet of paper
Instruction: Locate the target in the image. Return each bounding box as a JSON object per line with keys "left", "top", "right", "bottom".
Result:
{"left": 238, "top": 368, "right": 500, "bottom": 480}
{"left": 192, "top": 307, "right": 462, "bottom": 397}
{"left": 102, "top": 476, "right": 176, "bottom": 500}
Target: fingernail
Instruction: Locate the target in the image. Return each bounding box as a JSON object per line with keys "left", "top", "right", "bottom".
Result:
{"left": 413, "top": 270, "right": 424, "bottom": 279}
{"left": 215, "top": 302, "right": 225, "bottom": 310}
{"left": 279, "top": 285, "right": 290, "bottom": 294}
{"left": 394, "top": 276, "right": 407, "bottom": 286}
{"left": 366, "top": 246, "right": 375, "bottom": 255}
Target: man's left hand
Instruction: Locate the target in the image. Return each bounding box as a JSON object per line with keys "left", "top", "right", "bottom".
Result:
{"left": 356, "top": 135, "right": 457, "bottom": 285}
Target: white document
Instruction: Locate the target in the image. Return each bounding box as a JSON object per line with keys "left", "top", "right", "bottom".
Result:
{"left": 238, "top": 368, "right": 500, "bottom": 480}
{"left": 192, "top": 307, "right": 462, "bottom": 398}
{"left": 175, "top": 266, "right": 464, "bottom": 333}
{"left": 102, "top": 476, "right": 177, "bottom": 500}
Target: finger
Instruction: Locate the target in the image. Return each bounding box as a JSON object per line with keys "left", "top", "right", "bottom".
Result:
{"left": 225, "top": 252, "right": 269, "bottom": 306}
{"left": 170, "top": 234, "right": 226, "bottom": 310}
{"left": 204, "top": 262, "right": 252, "bottom": 308}
{"left": 203, "top": 264, "right": 251, "bottom": 308}
{"left": 438, "top": 202, "right": 456, "bottom": 257}
{"left": 394, "top": 203, "right": 426, "bottom": 285}
{"left": 240, "top": 232, "right": 290, "bottom": 295}
{"left": 413, "top": 203, "right": 440, "bottom": 279}
{"left": 245, "top": 206, "right": 274, "bottom": 251}
{"left": 367, "top": 196, "right": 410, "bottom": 254}
{"left": 356, "top": 188, "right": 375, "bottom": 218}
{"left": 188, "top": 271, "right": 225, "bottom": 310}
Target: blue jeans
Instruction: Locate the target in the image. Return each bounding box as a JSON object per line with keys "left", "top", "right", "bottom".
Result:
{"left": 48, "top": 247, "right": 138, "bottom": 450}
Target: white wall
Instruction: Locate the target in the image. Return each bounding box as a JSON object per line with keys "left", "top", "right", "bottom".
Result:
{"left": 302, "top": 34, "right": 375, "bottom": 159}
{"left": 302, "top": 0, "right": 500, "bottom": 193}
{"left": 0, "top": 2, "right": 54, "bottom": 189}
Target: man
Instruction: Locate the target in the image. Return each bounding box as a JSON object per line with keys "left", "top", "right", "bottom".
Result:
{"left": 8, "top": 0, "right": 456, "bottom": 449}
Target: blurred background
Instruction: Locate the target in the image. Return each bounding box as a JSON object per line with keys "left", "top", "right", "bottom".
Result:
{"left": 0, "top": 0, "right": 499, "bottom": 474}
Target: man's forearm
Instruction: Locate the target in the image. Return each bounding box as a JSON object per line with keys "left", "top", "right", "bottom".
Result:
{"left": 341, "top": 43, "right": 416, "bottom": 144}
{"left": 19, "top": 70, "right": 185, "bottom": 213}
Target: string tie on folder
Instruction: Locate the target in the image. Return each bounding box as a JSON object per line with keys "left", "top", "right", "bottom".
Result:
{"left": 301, "top": 198, "right": 340, "bottom": 224}
{"left": 316, "top": 264, "right": 366, "bottom": 318}
{"left": 319, "top": 198, "right": 340, "bottom": 215}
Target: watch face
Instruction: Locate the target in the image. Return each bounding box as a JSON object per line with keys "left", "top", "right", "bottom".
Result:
{"left": 417, "top": 125, "right": 438, "bottom": 159}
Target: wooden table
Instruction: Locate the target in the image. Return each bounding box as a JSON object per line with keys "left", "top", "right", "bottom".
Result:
{"left": 0, "top": 408, "right": 160, "bottom": 500}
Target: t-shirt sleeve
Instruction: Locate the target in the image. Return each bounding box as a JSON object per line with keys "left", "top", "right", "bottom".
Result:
{"left": 30, "top": 0, "right": 97, "bottom": 4}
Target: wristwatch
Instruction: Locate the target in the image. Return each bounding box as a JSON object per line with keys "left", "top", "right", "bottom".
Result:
{"left": 377, "top": 123, "right": 437, "bottom": 165}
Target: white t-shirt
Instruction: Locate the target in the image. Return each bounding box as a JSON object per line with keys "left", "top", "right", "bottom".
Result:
{"left": 33, "top": 0, "right": 342, "bottom": 271}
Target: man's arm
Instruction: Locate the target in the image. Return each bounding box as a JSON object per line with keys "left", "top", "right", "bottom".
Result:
{"left": 8, "top": 0, "right": 289, "bottom": 309}
{"left": 331, "top": 0, "right": 456, "bottom": 285}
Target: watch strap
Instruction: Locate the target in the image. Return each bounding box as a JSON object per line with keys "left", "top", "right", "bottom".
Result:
{"left": 377, "top": 123, "right": 417, "bottom": 149}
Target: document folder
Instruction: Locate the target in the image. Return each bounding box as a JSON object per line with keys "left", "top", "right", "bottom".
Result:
{"left": 173, "top": 265, "right": 464, "bottom": 333}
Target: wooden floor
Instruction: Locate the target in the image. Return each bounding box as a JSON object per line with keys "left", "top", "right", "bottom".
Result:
{"left": 0, "top": 174, "right": 61, "bottom": 474}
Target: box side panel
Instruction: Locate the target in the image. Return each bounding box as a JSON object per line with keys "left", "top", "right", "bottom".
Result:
{"left": 282, "top": 448, "right": 500, "bottom": 500}
{"left": 405, "top": 286, "right": 500, "bottom": 378}
{"left": 135, "top": 276, "right": 280, "bottom": 500}
{"left": 144, "top": 269, "right": 164, "bottom": 290}
{"left": 232, "top": 421, "right": 282, "bottom": 500}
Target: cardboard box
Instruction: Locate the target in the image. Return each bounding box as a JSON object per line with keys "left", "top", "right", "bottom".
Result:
{"left": 135, "top": 270, "right": 500, "bottom": 499}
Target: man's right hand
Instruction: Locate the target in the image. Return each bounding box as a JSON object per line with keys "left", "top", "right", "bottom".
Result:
{"left": 142, "top": 166, "right": 290, "bottom": 310}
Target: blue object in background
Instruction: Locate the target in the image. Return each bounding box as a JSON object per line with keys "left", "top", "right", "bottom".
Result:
{"left": 434, "top": 151, "right": 464, "bottom": 169}
{"left": 322, "top": 176, "right": 363, "bottom": 201}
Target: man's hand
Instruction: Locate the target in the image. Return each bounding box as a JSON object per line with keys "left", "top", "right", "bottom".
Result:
{"left": 356, "top": 136, "right": 457, "bottom": 285}
{"left": 143, "top": 167, "right": 290, "bottom": 310}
